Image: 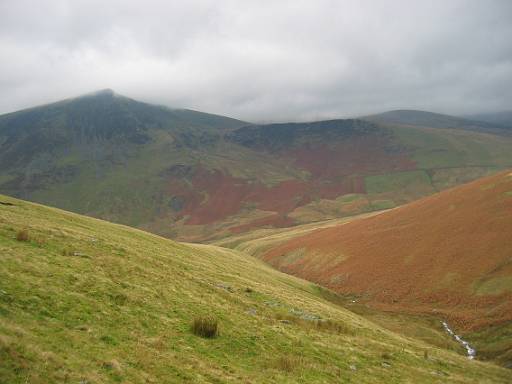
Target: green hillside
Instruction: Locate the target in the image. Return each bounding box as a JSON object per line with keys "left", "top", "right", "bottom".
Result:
{"left": 1, "top": 195, "right": 510, "bottom": 383}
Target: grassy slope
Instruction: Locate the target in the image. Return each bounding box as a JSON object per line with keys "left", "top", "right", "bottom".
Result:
{"left": 212, "top": 212, "right": 386, "bottom": 257}
{"left": 0, "top": 196, "right": 510, "bottom": 383}
{"left": 362, "top": 126, "right": 512, "bottom": 200}
{"left": 391, "top": 125, "right": 512, "bottom": 170}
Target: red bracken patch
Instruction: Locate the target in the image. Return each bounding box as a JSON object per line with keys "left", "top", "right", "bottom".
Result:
{"left": 283, "top": 137, "right": 416, "bottom": 180}
{"left": 183, "top": 169, "right": 254, "bottom": 225}
{"left": 167, "top": 168, "right": 368, "bottom": 226}
{"left": 165, "top": 134, "right": 416, "bottom": 230}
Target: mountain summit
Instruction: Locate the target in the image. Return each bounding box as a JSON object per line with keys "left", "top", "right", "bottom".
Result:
{"left": 0, "top": 89, "right": 245, "bottom": 149}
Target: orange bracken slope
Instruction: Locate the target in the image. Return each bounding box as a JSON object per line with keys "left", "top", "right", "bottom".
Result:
{"left": 262, "top": 170, "right": 512, "bottom": 329}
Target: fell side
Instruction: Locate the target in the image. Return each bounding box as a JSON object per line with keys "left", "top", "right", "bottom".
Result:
{"left": 2, "top": 195, "right": 510, "bottom": 382}
{"left": 257, "top": 171, "right": 512, "bottom": 366}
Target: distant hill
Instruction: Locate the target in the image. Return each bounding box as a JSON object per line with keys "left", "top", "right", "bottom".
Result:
{"left": 0, "top": 88, "right": 245, "bottom": 167}
{"left": 464, "top": 111, "right": 512, "bottom": 129}
{"left": 2, "top": 92, "right": 512, "bottom": 241}
{"left": 255, "top": 171, "right": 512, "bottom": 365}
{"left": 4, "top": 195, "right": 510, "bottom": 382}
{"left": 0, "top": 90, "right": 253, "bottom": 236}
{"left": 364, "top": 109, "right": 509, "bottom": 134}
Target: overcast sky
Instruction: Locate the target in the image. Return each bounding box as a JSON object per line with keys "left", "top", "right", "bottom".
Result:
{"left": 1, "top": 0, "right": 511, "bottom": 122}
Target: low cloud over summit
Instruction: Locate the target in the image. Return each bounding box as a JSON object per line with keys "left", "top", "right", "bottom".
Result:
{"left": 1, "top": 0, "right": 511, "bottom": 121}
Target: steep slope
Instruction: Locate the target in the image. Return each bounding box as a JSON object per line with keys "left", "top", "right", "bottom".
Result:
{"left": 2, "top": 196, "right": 510, "bottom": 382}
{"left": 0, "top": 88, "right": 248, "bottom": 203}
{"left": 0, "top": 89, "right": 260, "bottom": 231}
{"left": 0, "top": 89, "right": 245, "bottom": 167}
{"left": 2, "top": 93, "right": 512, "bottom": 242}
{"left": 256, "top": 171, "right": 512, "bottom": 364}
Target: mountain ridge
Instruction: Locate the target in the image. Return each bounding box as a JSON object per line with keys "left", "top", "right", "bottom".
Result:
{"left": 463, "top": 111, "right": 512, "bottom": 129}
{"left": 364, "top": 109, "right": 510, "bottom": 135}
{"left": 2, "top": 91, "right": 512, "bottom": 241}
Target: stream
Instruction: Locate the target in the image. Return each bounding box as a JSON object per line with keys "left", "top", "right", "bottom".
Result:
{"left": 442, "top": 321, "right": 476, "bottom": 359}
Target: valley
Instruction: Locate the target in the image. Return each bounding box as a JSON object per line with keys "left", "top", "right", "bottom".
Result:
{"left": 3, "top": 2, "right": 511, "bottom": 382}
{"left": 228, "top": 171, "right": 512, "bottom": 367}
{"left": 4, "top": 196, "right": 509, "bottom": 383}
{"left": 3, "top": 195, "right": 511, "bottom": 382}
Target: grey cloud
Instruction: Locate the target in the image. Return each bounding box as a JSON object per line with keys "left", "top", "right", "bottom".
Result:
{"left": 0, "top": 0, "right": 511, "bottom": 121}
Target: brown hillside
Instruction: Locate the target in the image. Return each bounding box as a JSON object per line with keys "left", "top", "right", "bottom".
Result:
{"left": 262, "top": 171, "right": 512, "bottom": 329}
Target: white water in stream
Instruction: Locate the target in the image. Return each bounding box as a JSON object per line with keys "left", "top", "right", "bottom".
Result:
{"left": 442, "top": 321, "right": 476, "bottom": 359}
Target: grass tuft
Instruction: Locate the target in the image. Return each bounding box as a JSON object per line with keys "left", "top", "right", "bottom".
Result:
{"left": 381, "top": 352, "right": 392, "bottom": 360}
{"left": 191, "top": 316, "right": 218, "bottom": 338}
{"left": 62, "top": 246, "right": 75, "bottom": 256}
{"left": 272, "top": 355, "right": 305, "bottom": 372}
{"left": 15, "top": 229, "right": 29, "bottom": 242}
{"left": 314, "top": 319, "right": 353, "bottom": 335}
